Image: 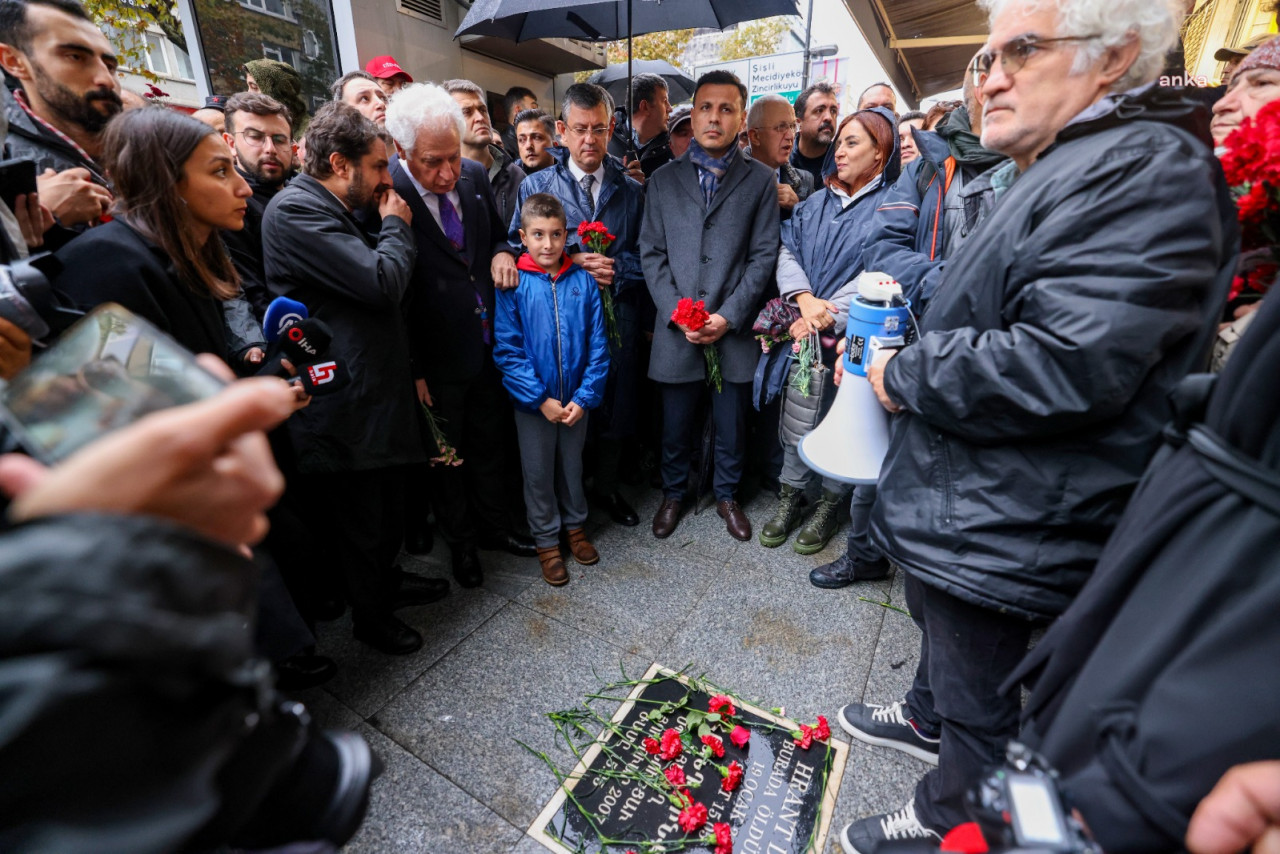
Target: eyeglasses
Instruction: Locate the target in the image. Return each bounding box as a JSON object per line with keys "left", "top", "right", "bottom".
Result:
{"left": 756, "top": 122, "right": 796, "bottom": 135}
{"left": 971, "top": 35, "right": 1100, "bottom": 87}
{"left": 235, "top": 129, "right": 291, "bottom": 149}
{"left": 567, "top": 125, "right": 610, "bottom": 138}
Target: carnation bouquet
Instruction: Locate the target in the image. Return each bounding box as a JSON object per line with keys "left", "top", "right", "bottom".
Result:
{"left": 671, "top": 297, "right": 723, "bottom": 392}
{"left": 576, "top": 220, "right": 622, "bottom": 347}
{"left": 1219, "top": 98, "right": 1280, "bottom": 300}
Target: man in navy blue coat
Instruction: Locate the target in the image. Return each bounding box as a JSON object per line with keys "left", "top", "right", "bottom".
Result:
{"left": 384, "top": 83, "right": 532, "bottom": 590}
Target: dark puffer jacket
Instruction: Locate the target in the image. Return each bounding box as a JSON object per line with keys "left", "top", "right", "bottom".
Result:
{"left": 0, "top": 515, "right": 291, "bottom": 852}
{"left": 870, "top": 85, "right": 1239, "bottom": 620}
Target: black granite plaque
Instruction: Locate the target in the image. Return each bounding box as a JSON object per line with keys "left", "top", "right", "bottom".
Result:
{"left": 529, "top": 665, "right": 847, "bottom": 854}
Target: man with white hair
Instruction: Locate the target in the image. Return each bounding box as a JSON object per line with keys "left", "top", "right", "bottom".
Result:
{"left": 745, "top": 93, "right": 812, "bottom": 219}
{"left": 384, "top": 83, "right": 530, "bottom": 592}
{"left": 835, "top": 0, "right": 1239, "bottom": 847}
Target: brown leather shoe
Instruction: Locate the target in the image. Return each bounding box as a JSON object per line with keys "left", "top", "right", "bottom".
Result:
{"left": 717, "top": 499, "right": 752, "bottom": 541}
{"left": 566, "top": 528, "right": 599, "bottom": 565}
{"left": 652, "top": 497, "right": 683, "bottom": 539}
{"left": 538, "top": 546, "right": 569, "bottom": 586}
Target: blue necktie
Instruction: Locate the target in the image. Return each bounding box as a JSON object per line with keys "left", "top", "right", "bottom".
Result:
{"left": 436, "top": 192, "right": 465, "bottom": 251}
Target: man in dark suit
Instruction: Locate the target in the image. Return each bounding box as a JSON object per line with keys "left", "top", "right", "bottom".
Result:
{"left": 262, "top": 102, "right": 448, "bottom": 656}
{"left": 384, "top": 83, "right": 532, "bottom": 589}
{"left": 641, "top": 70, "right": 780, "bottom": 542}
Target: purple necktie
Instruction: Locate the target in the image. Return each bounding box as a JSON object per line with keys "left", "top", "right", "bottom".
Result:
{"left": 436, "top": 192, "right": 465, "bottom": 251}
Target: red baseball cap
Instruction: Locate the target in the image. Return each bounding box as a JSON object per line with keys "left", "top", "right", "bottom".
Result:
{"left": 365, "top": 56, "right": 412, "bottom": 82}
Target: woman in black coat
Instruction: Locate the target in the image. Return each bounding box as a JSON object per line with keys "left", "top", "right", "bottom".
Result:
{"left": 54, "top": 108, "right": 252, "bottom": 364}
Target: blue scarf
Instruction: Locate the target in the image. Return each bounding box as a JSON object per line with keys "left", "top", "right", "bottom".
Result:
{"left": 687, "top": 139, "right": 737, "bottom": 207}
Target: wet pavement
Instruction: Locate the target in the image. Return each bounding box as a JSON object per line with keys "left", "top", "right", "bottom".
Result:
{"left": 288, "top": 483, "right": 929, "bottom": 854}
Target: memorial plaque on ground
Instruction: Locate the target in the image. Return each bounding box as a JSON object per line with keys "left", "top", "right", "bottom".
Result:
{"left": 528, "top": 664, "right": 848, "bottom": 853}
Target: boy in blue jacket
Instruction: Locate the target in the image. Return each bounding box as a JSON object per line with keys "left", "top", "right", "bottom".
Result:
{"left": 494, "top": 194, "right": 611, "bottom": 586}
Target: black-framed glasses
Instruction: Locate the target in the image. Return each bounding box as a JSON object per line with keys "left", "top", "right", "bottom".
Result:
{"left": 236, "top": 129, "right": 291, "bottom": 148}
{"left": 970, "top": 35, "right": 1101, "bottom": 86}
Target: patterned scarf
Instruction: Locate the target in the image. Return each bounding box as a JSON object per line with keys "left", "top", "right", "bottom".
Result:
{"left": 687, "top": 138, "right": 737, "bottom": 207}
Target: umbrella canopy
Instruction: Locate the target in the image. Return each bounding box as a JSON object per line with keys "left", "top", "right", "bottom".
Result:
{"left": 589, "top": 60, "right": 695, "bottom": 104}
{"left": 456, "top": 0, "right": 799, "bottom": 42}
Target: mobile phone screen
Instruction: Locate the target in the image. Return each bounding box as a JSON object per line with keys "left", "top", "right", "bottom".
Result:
{"left": 0, "top": 303, "right": 227, "bottom": 462}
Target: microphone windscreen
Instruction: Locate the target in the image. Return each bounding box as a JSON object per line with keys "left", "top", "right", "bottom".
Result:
{"left": 297, "top": 359, "right": 350, "bottom": 396}
{"left": 279, "top": 318, "right": 333, "bottom": 363}
{"left": 263, "top": 297, "right": 309, "bottom": 342}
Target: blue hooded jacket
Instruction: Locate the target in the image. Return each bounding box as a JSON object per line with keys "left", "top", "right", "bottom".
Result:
{"left": 494, "top": 253, "right": 611, "bottom": 413}
{"left": 508, "top": 146, "right": 645, "bottom": 296}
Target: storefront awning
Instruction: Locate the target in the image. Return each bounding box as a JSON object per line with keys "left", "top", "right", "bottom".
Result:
{"left": 841, "top": 0, "right": 988, "bottom": 106}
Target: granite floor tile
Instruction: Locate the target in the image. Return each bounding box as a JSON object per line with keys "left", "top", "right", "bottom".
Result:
{"left": 515, "top": 544, "right": 721, "bottom": 652}
{"left": 372, "top": 602, "right": 647, "bottom": 829}
{"left": 345, "top": 723, "right": 523, "bottom": 854}
{"left": 665, "top": 563, "right": 886, "bottom": 727}
{"left": 316, "top": 586, "right": 509, "bottom": 718}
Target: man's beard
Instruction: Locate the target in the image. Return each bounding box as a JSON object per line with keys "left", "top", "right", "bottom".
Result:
{"left": 815, "top": 122, "right": 835, "bottom": 145}
{"left": 241, "top": 155, "right": 287, "bottom": 188}
{"left": 344, "top": 169, "right": 383, "bottom": 213}
{"left": 30, "top": 61, "right": 122, "bottom": 133}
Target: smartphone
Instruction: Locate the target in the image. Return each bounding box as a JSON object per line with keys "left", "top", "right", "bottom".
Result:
{"left": 0, "top": 303, "right": 228, "bottom": 463}
{"left": 0, "top": 158, "right": 38, "bottom": 213}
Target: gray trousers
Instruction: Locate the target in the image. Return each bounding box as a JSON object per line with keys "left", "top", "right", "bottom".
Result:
{"left": 779, "top": 441, "right": 852, "bottom": 496}
{"left": 514, "top": 408, "right": 590, "bottom": 548}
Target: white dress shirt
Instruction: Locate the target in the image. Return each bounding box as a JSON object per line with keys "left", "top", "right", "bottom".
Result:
{"left": 566, "top": 157, "right": 606, "bottom": 208}
{"left": 404, "top": 167, "right": 463, "bottom": 232}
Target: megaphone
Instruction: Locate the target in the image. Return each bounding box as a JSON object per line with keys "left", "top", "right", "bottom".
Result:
{"left": 797, "top": 272, "right": 912, "bottom": 485}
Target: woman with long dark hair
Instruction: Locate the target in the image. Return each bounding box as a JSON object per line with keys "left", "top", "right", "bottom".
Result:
{"left": 757, "top": 107, "right": 901, "bottom": 558}
{"left": 54, "top": 107, "right": 252, "bottom": 362}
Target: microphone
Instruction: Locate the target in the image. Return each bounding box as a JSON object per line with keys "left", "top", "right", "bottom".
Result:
{"left": 295, "top": 359, "right": 351, "bottom": 396}
{"left": 262, "top": 296, "right": 309, "bottom": 342}
{"left": 256, "top": 317, "right": 333, "bottom": 379}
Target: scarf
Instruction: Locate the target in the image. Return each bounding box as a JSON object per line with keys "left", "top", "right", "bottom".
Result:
{"left": 937, "top": 106, "right": 1004, "bottom": 171}
{"left": 687, "top": 139, "right": 736, "bottom": 207}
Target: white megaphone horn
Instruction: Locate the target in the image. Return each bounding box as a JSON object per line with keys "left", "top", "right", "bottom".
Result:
{"left": 797, "top": 273, "right": 912, "bottom": 485}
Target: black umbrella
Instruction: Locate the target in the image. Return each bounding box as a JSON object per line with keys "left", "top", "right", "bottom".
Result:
{"left": 457, "top": 0, "right": 799, "bottom": 133}
{"left": 590, "top": 60, "right": 695, "bottom": 106}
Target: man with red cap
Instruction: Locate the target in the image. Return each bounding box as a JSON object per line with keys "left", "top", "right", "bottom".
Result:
{"left": 365, "top": 55, "right": 413, "bottom": 98}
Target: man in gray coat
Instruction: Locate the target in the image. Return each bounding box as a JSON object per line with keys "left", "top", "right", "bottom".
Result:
{"left": 641, "top": 70, "right": 779, "bottom": 542}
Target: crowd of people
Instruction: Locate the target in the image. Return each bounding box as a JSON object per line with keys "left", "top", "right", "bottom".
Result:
{"left": 0, "top": 0, "right": 1277, "bottom": 849}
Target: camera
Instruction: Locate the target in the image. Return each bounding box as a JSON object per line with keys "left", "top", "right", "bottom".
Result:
{"left": 0, "top": 253, "right": 81, "bottom": 346}
{"left": 875, "top": 743, "right": 1100, "bottom": 854}
{"left": 966, "top": 742, "right": 1101, "bottom": 853}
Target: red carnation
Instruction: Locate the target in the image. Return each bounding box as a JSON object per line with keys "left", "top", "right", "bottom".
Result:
{"left": 814, "top": 715, "right": 831, "bottom": 742}
{"left": 730, "top": 724, "right": 750, "bottom": 749}
{"left": 665, "top": 765, "right": 687, "bottom": 787}
{"left": 643, "top": 736, "right": 661, "bottom": 755}
{"left": 721, "top": 760, "right": 744, "bottom": 792}
{"left": 701, "top": 733, "right": 725, "bottom": 758}
{"left": 794, "top": 724, "right": 814, "bottom": 750}
{"left": 660, "top": 728, "right": 683, "bottom": 761}
{"left": 671, "top": 297, "right": 710, "bottom": 332}
{"left": 708, "top": 694, "right": 736, "bottom": 716}
{"left": 713, "top": 822, "right": 733, "bottom": 854}
{"left": 678, "top": 800, "right": 708, "bottom": 833}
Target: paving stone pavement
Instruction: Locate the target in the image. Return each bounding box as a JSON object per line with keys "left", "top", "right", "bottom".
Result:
{"left": 289, "top": 483, "right": 927, "bottom": 854}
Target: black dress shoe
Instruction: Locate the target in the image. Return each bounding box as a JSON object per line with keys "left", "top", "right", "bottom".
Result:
{"left": 596, "top": 492, "right": 640, "bottom": 526}
{"left": 476, "top": 531, "right": 537, "bottom": 557}
{"left": 809, "top": 555, "right": 892, "bottom": 589}
{"left": 353, "top": 615, "right": 423, "bottom": 655}
{"left": 452, "top": 546, "right": 484, "bottom": 588}
{"left": 404, "top": 526, "right": 433, "bottom": 555}
{"left": 276, "top": 653, "right": 337, "bottom": 690}
{"left": 393, "top": 572, "right": 450, "bottom": 609}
